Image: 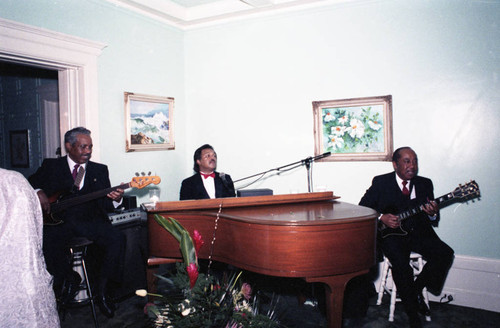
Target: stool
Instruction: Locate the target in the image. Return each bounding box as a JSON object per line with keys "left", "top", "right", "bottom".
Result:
{"left": 62, "top": 237, "right": 99, "bottom": 328}
{"left": 376, "top": 252, "right": 431, "bottom": 322}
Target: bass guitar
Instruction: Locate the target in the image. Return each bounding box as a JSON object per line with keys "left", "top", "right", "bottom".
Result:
{"left": 44, "top": 175, "right": 161, "bottom": 225}
{"left": 379, "top": 180, "right": 480, "bottom": 239}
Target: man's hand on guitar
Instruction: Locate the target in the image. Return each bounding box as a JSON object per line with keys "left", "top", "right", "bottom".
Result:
{"left": 422, "top": 200, "right": 438, "bottom": 217}
{"left": 36, "top": 190, "right": 51, "bottom": 214}
{"left": 107, "top": 187, "right": 124, "bottom": 202}
{"left": 380, "top": 213, "right": 400, "bottom": 229}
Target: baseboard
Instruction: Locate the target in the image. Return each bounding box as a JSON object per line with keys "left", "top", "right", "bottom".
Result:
{"left": 374, "top": 254, "right": 500, "bottom": 313}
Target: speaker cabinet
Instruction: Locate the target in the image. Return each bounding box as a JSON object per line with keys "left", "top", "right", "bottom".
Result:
{"left": 112, "top": 221, "right": 148, "bottom": 300}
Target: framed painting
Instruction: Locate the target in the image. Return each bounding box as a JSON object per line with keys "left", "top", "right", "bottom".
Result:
{"left": 125, "top": 92, "right": 175, "bottom": 152}
{"left": 10, "top": 129, "right": 30, "bottom": 167}
{"left": 313, "top": 95, "right": 393, "bottom": 161}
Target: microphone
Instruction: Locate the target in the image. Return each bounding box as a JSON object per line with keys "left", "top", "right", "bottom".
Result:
{"left": 219, "top": 172, "right": 235, "bottom": 195}
{"left": 220, "top": 172, "right": 229, "bottom": 189}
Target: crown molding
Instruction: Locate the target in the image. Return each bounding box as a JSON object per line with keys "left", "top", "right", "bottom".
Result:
{"left": 106, "top": 0, "right": 347, "bottom": 29}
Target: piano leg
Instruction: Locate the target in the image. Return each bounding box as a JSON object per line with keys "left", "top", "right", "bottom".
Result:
{"left": 306, "top": 269, "right": 369, "bottom": 328}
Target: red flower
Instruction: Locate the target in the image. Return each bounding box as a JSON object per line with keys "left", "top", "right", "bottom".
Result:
{"left": 193, "top": 230, "right": 204, "bottom": 256}
{"left": 186, "top": 263, "right": 199, "bottom": 289}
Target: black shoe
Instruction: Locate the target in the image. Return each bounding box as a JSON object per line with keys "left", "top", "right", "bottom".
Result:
{"left": 417, "top": 292, "right": 431, "bottom": 316}
{"left": 97, "top": 295, "right": 115, "bottom": 318}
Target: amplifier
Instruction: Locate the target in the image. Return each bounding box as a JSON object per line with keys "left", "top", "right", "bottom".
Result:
{"left": 108, "top": 208, "right": 146, "bottom": 226}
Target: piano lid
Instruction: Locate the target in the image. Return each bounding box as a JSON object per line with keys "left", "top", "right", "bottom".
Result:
{"left": 149, "top": 191, "right": 339, "bottom": 212}
{"left": 146, "top": 191, "right": 376, "bottom": 225}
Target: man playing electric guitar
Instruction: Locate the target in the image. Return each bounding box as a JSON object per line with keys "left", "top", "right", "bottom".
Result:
{"left": 29, "top": 127, "right": 125, "bottom": 318}
{"left": 359, "top": 147, "right": 455, "bottom": 328}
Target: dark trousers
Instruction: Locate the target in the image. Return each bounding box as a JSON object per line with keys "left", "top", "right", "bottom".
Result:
{"left": 43, "top": 218, "right": 126, "bottom": 294}
{"left": 381, "top": 224, "right": 454, "bottom": 319}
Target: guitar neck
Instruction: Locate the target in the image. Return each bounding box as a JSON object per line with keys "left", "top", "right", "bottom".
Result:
{"left": 398, "top": 192, "right": 453, "bottom": 220}
{"left": 51, "top": 182, "right": 131, "bottom": 214}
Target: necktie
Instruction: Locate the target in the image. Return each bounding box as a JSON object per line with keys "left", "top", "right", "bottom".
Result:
{"left": 74, "top": 166, "right": 85, "bottom": 189}
{"left": 72, "top": 164, "right": 80, "bottom": 180}
{"left": 200, "top": 172, "right": 215, "bottom": 179}
{"left": 402, "top": 180, "right": 410, "bottom": 197}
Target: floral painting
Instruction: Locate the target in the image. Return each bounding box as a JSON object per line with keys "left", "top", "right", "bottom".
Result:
{"left": 125, "top": 92, "right": 175, "bottom": 152}
{"left": 313, "top": 95, "right": 393, "bottom": 161}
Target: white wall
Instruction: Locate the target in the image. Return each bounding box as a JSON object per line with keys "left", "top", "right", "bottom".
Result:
{"left": 184, "top": 0, "right": 500, "bottom": 260}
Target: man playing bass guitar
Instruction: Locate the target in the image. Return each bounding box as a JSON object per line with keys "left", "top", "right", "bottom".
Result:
{"left": 29, "top": 127, "right": 125, "bottom": 318}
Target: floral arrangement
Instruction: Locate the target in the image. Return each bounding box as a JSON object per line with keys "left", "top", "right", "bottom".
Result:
{"left": 322, "top": 106, "right": 384, "bottom": 153}
{"left": 136, "top": 214, "right": 280, "bottom": 328}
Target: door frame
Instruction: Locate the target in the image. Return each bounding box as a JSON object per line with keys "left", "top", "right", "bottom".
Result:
{"left": 0, "top": 18, "right": 106, "bottom": 161}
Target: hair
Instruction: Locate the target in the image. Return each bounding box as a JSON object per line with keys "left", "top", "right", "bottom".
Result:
{"left": 193, "top": 144, "right": 215, "bottom": 172}
{"left": 392, "top": 146, "right": 414, "bottom": 162}
{"left": 64, "top": 127, "right": 91, "bottom": 146}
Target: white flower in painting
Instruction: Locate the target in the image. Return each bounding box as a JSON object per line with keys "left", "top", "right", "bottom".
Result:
{"left": 368, "top": 120, "right": 382, "bottom": 131}
{"left": 323, "top": 112, "right": 335, "bottom": 122}
{"left": 328, "top": 135, "right": 344, "bottom": 149}
{"left": 338, "top": 115, "right": 349, "bottom": 124}
{"left": 347, "top": 118, "right": 365, "bottom": 139}
{"left": 331, "top": 125, "right": 346, "bottom": 136}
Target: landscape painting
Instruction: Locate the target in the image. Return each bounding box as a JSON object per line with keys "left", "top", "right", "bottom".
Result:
{"left": 125, "top": 92, "right": 175, "bottom": 152}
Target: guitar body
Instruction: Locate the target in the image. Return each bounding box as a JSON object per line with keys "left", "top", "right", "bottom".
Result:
{"left": 43, "top": 190, "right": 75, "bottom": 225}
{"left": 378, "top": 221, "right": 409, "bottom": 238}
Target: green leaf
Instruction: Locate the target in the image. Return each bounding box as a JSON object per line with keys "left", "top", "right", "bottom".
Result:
{"left": 154, "top": 214, "right": 183, "bottom": 241}
{"left": 180, "top": 230, "right": 197, "bottom": 265}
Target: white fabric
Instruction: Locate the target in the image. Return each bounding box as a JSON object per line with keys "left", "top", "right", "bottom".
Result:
{"left": 0, "top": 168, "right": 60, "bottom": 327}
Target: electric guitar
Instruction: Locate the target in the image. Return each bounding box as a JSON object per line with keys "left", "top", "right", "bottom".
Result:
{"left": 43, "top": 175, "right": 161, "bottom": 225}
{"left": 379, "top": 180, "right": 480, "bottom": 239}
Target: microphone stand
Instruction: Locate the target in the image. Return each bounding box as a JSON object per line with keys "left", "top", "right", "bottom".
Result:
{"left": 234, "top": 152, "right": 331, "bottom": 192}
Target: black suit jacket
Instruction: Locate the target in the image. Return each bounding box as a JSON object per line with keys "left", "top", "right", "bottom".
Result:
{"left": 28, "top": 156, "right": 115, "bottom": 221}
{"left": 359, "top": 171, "right": 439, "bottom": 228}
{"left": 180, "top": 172, "right": 235, "bottom": 200}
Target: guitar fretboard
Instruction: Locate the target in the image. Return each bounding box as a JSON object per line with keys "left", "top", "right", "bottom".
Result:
{"left": 398, "top": 192, "right": 453, "bottom": 220}
{"left": 51, "top": 182, "right": 131, "bottom": 214}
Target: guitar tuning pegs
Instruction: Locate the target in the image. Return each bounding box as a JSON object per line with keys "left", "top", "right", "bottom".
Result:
{"left": 135, "top": 172, "right": 140, "bottom": 177}
{"left": 148, "top": 171, "right": 152, "bottom": 176}
{"left": 141, "top": 172, "right": 145, "bottom": 176}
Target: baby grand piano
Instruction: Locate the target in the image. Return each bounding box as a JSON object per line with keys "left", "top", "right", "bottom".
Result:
{"left": 146, "top": 191, "right": 377, "bottom": 328}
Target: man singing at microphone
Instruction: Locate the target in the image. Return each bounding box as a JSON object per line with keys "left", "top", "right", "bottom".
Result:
{"left": 180, "top": 144, "right": 236, "bottom": 200}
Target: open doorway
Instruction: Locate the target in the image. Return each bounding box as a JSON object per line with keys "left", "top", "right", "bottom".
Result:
{"left": 0, "top": 61, "right": 60, "bottom": 176}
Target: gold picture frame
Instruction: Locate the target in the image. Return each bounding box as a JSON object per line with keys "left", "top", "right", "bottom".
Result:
{"left": 313, "top": 95, "right": 393, "bottom": 161}
{"left": 125, "top": 92, "right": 175, "bottom": 152}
